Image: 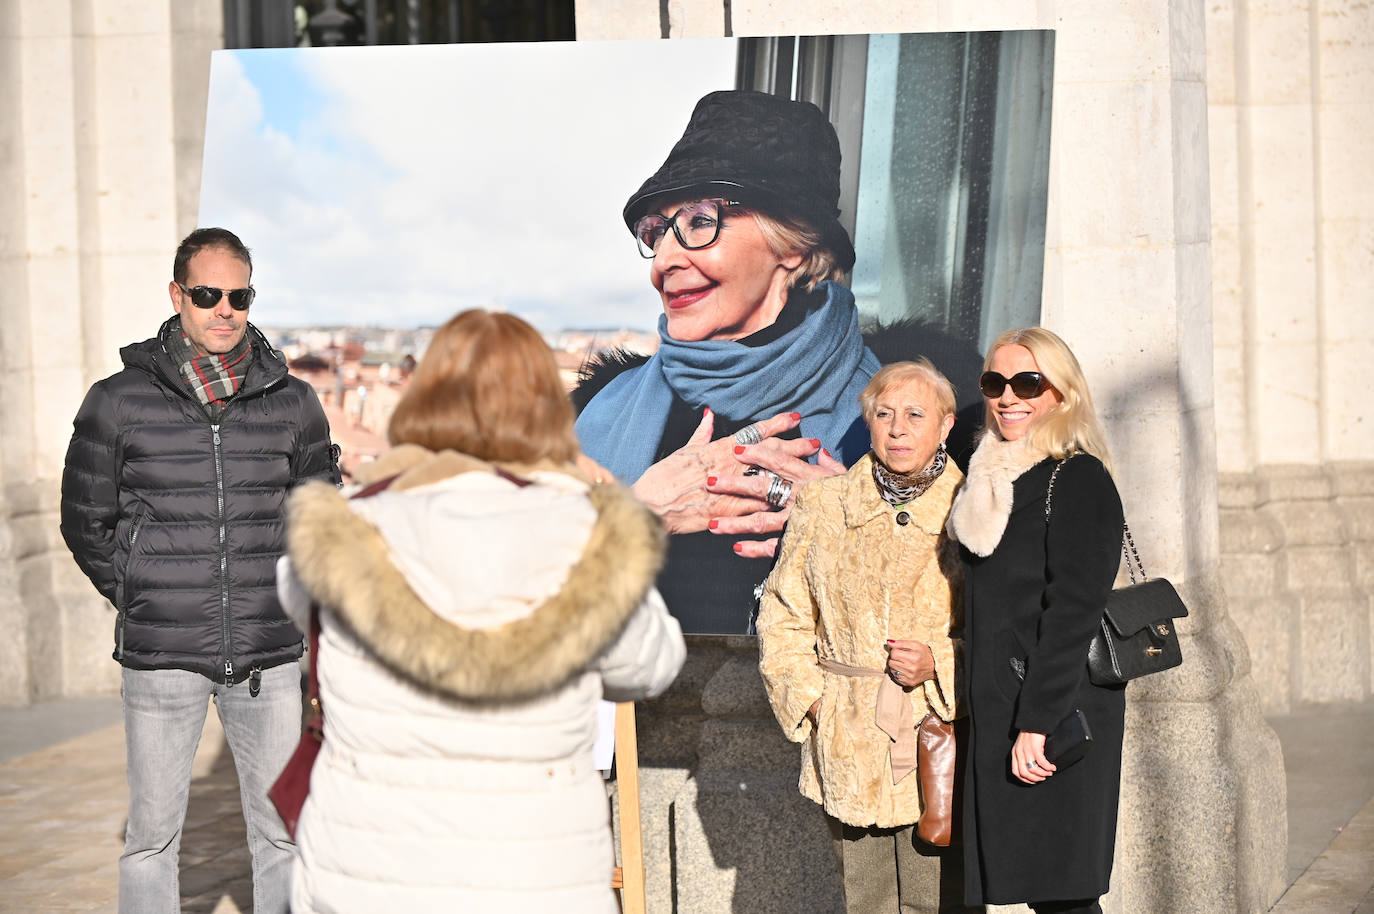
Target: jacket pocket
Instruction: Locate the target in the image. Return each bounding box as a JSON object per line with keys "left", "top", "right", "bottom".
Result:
{"left": 992, "top": 629, "right": 1029, "bottom": 702}
{"left": 809, "top": 676, "right": 834, "bottom": 771}
{"left": 115, "top": 506, "right": 150, "bottom": 613}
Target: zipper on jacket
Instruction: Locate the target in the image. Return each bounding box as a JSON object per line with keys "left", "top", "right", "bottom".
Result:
{"left": 129, "top": 512, "right": 146, "bottom": 549}
{"left": 115, "top": 508, "right": 149, "bottom": 611}
{"left": 114, "top": 508, "right": 149, "bottom": 660}
{"left": 213, "top": 423, "right": 234, "bottom": 685}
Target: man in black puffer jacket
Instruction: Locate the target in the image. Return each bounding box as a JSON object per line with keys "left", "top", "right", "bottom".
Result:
{"left": 60, "top": 227, "right": 338, "bottom": 914}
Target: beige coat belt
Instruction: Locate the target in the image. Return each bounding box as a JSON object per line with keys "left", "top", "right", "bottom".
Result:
{"left": 817, "top": 656, "right": 916, "bottom": 784}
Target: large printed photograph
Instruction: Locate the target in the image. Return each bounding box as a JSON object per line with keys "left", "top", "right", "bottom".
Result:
{"left": 200, "top": 32, "right": 1054, "bottom": 634}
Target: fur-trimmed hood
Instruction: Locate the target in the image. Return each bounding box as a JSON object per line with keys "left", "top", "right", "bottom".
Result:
{"left": 283, "top": 445, "right": 666, "bottom": 703}
{"left": 946, "top": 430, "right": 1052, "bottom": 556}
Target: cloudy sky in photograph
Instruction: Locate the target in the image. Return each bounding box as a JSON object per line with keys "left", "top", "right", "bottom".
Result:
{"left": 199, "top": 39, "right": 738, "bottom": 332}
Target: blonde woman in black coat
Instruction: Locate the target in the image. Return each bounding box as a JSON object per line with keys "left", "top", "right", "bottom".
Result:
{"left": 945, "top": 328, "right": 1124, "bottom": 914}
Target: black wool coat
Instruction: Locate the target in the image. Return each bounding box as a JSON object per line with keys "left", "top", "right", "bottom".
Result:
{"left": 960, "top": 454, "right": 1126, "bottom": 905}
{"left": 60, "top": 319, "right": 338, "bottom": 682}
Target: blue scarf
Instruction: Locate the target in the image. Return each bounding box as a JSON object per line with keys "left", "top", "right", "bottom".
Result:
{"left": 576, "top": 280, "right": 880, "bottom": 482}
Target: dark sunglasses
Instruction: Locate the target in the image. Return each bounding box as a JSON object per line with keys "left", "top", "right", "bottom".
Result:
{"left": 980, "top": 370, "right": 1049, "bottom": 399}
{"left": 177, "top": 282, "right": 255, "bottom": 311}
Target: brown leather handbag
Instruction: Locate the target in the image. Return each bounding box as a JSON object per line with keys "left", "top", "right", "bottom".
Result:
{"left": 915, "top": 711, "right": 956, "bottom": 846}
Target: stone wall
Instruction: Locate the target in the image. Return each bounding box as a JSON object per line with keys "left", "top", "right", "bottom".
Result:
{"left": 1207, "top": 0, "right": 1374, "bottom": 719}
{"left": 1221, "top": 462, "right": 1374, "bottom": 714}
{"left": 1208, "top": 0, "right": 1374, "bottom": 473}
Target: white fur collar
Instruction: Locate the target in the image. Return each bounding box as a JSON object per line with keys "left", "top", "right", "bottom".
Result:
{"left": 946, "top": 432, "right": 1050, "bottom": 556}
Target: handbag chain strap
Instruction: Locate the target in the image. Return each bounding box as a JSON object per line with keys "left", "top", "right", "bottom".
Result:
{"left": 1045, "top": 457, "right": 1146, "bottom": 584}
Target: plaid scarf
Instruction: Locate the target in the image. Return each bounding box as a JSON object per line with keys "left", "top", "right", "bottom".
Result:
{"left": 165, "top": 316, "right": 254, "bottom": 419}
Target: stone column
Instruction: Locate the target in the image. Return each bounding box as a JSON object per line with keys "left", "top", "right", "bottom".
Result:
{"left": 1042, "top": 6, "right": 1285, "bottom": 911}
{"left": 0, "top": 0, "right": 222, "bottom": 705}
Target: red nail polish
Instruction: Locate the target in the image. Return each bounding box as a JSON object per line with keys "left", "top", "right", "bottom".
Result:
{"left": 704, "top": 406, "right": 712, "bottom": 417}
{"left": 886, "top": 639, "right": 894, "bottom": 644}
{"left": 789, "top": 411, "right": 801, "bottom": 421}
{"left": 709, "top": 519, "right": 719, "bottom": 530}
{"left": 707, "top": 476, "right": 717, "bottom": 486}
{"left": 734, "top": 445, "right": 745, "bottom": 455}
{"left": 823, "top": 449, "right": 833, "bottom": 459}
{"left": 809, "top": 438, "right": 821, "bottom": 448}
{"left": 732, "top": 542, "right": 743, "bottom": 553}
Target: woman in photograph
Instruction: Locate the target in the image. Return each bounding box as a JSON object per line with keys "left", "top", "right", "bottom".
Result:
{"left": 574, "top": 89, "right": 881, "bottom": 634}
{"left": 946, "top": 327, "right": 1125, "bottom": 913}
{"left": 756, "top": 360, "right": 970, "bottom": 914}
{"left": 276, "top": 309, "right": 685, "bottom": 914}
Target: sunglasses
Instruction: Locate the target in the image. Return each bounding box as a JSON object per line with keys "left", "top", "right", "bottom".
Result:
{"left": 980, "top": 370, "right": 1049, "bottom": 399}
{"left": 177, "top": 282, "right": 255, "bottom": 311}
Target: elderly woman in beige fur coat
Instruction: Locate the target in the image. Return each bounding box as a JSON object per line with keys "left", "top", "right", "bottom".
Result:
{"left": 275, "top": 310, "right": 685, "bottom": 914}
{"left": 757, "top": 360, "right": 970, "bottom": 914}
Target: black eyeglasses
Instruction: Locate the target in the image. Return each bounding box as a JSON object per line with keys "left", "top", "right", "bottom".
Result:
{"left": 633, "top": 199, "right": 740, "bottom": 258}
{"left": 177, "top": 282, "right": 255, "bottom": 311}
{"left": 980, "top": 371, "right": 1049, "bottom": 399}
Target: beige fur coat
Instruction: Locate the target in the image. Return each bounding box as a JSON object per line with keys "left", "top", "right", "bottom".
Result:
{"left": 757, "top": 453, "right": 964, "bottom": 829}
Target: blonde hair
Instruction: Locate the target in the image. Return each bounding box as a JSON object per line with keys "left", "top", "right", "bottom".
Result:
{"left": 750, "top": 211, "right": 845, "bottom": 292}
{"left": 859, "top": 359, "right": 957, "bottom": 423}
{"left": 388, "top": 309, "right": 579, "bottom": 465}
{"left": 983, "top": 327, "right": 1113, "bottom": 475}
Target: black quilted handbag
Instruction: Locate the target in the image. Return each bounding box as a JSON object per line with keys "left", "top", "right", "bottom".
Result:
{"left": 1047, "top": 460, "right": 1190, "bottom": 686}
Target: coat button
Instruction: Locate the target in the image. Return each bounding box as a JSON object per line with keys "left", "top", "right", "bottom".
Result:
{"left": 896, "top": 511, "right": 910, "bottom": 525}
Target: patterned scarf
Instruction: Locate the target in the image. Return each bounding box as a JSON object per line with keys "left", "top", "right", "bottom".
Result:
{"left": 165, "top": 316, "right": 253, "bottom": 419}
{"left": 871, "top": 444, "right": 948, "bottom": 507}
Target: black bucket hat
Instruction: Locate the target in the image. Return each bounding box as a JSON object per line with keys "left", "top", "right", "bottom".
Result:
{"left": 623, "top": 90, "right": 855, "bottom": 272}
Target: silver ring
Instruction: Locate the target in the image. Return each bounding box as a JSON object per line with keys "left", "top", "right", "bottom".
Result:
{"left": 888, "top": 668, "right": 900, "bottom": 683}
{"left": 743, "top": 464, "right": 764, "bottom": 476}
{"left": 733, "top": 423, "right": 764, "bottom": 446}
{"left": 1027, "top": 759, "right": 1038, "bottom": 769}
{"left": 765, "top": 475, "right": 793, "bottom": 510}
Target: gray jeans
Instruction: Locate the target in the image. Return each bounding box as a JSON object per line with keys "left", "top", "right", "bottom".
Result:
{"left": 119, "top": 663, "right": 301, "bottom": 914}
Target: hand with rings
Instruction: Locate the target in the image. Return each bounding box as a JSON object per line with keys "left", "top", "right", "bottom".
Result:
{"left": 705, "top": 429, "right": 846, "bottom": 558}
{"left": 1011, "top": 730, "right": 1054, "bottom": 784}
{"left": 628, "top": 409, "right": 804, "bottom": 535}
{"left": 883, "top": 639, "right": 935, "bottom": 689}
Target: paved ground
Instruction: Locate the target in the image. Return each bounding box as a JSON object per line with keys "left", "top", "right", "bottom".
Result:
{"left": 0, "top": 697, "right": 1370, "bottom": 912}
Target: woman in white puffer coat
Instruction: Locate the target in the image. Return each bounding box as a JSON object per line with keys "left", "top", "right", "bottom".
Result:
{"left": 275, "top": 309, "right": 685, "bottom": 914}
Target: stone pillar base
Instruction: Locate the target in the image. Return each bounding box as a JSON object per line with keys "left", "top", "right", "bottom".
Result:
{"left": 1220, "top": 462, "right": 1374, "bottom": 714}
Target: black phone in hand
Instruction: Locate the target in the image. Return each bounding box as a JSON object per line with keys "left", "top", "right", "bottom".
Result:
{"left": 1044, "top": 709, "right": 1093, "bottom": 768}
{"left": 1009, "top": 658, "right": 1093, "bottom": 768}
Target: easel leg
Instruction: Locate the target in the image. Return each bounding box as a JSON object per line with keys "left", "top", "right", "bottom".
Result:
{"left": 614, "top": 701, "right": 645, "bottom": 914}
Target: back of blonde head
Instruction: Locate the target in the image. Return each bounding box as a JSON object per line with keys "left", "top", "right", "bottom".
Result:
{"left": 984, "top": 327, "right": 1113, "bottom": 475}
